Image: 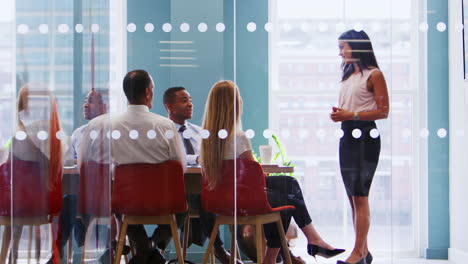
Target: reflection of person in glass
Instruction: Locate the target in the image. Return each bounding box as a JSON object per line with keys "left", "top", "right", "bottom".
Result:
{"left": 0, "top": 84, "right": 62, "bottom": 264}
{"left": 201, "top": 81, "right": 344, "bottom": 264}
{"left": 331, "top": 30, "right": 389, "bottom": 264}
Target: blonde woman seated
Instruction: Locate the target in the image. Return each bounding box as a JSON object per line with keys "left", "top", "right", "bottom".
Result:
{"left": 200, "top": 80, "right": 344, "bottom": 264}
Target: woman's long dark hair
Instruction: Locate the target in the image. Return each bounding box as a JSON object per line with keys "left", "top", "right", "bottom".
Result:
{"left": 338, "top": 30, "right": 379, "bottom": 81}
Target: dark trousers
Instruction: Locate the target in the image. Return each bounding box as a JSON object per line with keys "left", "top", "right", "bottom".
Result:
{"left": 126, "top": 212, "right": 186, "bottom": 256}
{"left": 263, "top": 176, "right": 312, "bottom": 248}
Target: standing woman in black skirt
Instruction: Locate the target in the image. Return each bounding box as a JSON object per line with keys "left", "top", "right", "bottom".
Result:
{"left": 330, "top": 30, "right": 389, "bottom": 264}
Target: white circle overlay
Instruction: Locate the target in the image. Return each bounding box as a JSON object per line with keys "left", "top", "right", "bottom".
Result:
{"left": 37, "top": 131, "right": 48, "bottom": 141}
{"left": 39, "top": 24, "right": 49, "bottom": 34}
{"left": 182, "top": 129, "right": 192, "bottom": 139}
{"left": 127, "top": 23, "right": 137, "bottom": 32}
{"left": 198, "top": 23, "right": 208, "bottom": 32}
{"left": 245, "top": 129, "right": 255, "bottom": 139}
{"left": 218, "top": 129, "right": 228, "bottom": 139}
{"left": 420, "top": 128, "right": 429, "bottom": 138}
{"left": 56, "top": 130, "right": 65, "bottom": 140}
{"left": 334, "top": 129, "right": 344, "bottom": 139}
{"left": 352, "top": 129, "right": 362, "bottom": 139}
{"left": 200, "top": 129, "right": 210, "bottom": 139}
{"left": 58, "top": 24, "right": 69, "bottom": 33}
{"left": 247, "top": 22, "right": 257, "bottom": 32}
{"left": 437, "top": 22, "right": 447, "bottom": 32}
{"left": 180, "top": 23, "right": 190, "bottom": 32}
{"left": 263, "top": 129, "right": 272, "bottom": 139}
{"left": 129, "top": 130, "right": 139, "bottom": 140}
{"left": 162, "top": 23, "right": 172, "bottom": 32}
{"left": 90, "top": 130, "right": 98, "bottom": 140}
{"left": 281, "top": 129, "right": 290, "bottom": 139}
{"left": 147, "top": 130, "right": 157, "bottom": 139}
{"left": 145, "top": 23, "right": 154, "bottom": 32}
{"left": 91, "top": 24, "right": 100, "bottom": 33}
{"left": 15, "top": 131, "right": 27, "bottom": 140}
{"left": 165, "top": 130, "right": 175, "bottom": 139}
{"left": 216, "top": 23, "right": 226, "bottom": 32}
{"left": 370, "top": 128, "right": 380, "bottom": 138}
{"left": 419, "top": 22, "right": 429, "bottom": 32}
{"left": 18, "top": 24, "right": 29, "bottom": 34}
{"left": 111, "top": 130, "right": 121, "bottom": 139}
{"left": 75, "top": 24, "right": 84, "bottom": 33}
{"left": 437, "top": 128, "right": 447, "bottom": 138}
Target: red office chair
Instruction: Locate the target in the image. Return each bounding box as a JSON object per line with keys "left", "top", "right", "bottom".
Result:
{"left": 78, "top": 161, "right": 118, "bottom": 264}
{"left": 0, "top": 159, "right": 62, "bottom": 264}
{"left": 112, "top": 161, "right": 187, "bottom": 264}
{"left": 201, "top": 158, "right": 294, "bottom": 264}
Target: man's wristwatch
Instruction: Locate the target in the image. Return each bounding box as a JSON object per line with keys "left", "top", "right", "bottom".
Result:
{"left": 353, "top": 112, "right": 360, "bottom": 121}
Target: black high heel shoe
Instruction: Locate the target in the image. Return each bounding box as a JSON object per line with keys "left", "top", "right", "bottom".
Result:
{"left": 366, "top": 252, "right": 373, "bottom": 264}
{"left": 336, "top": 256, "right": 366, "bottom": 264}
{"left": 307, "top": 244, "right": 345, "bottom": 259}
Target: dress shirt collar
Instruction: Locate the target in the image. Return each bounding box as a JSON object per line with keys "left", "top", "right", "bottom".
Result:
{"left": 174, "top": 121, "right": 188, "bottom": 131}
{"left": 127, "top": 104, "right": 150, "bottom": 113}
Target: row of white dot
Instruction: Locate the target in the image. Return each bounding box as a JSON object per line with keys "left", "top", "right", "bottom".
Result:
{"left": 16, "top": 21, "right": 450, "bottom": 35}
{"left": 14, "top": 127, "right": 449, "bottom": 142}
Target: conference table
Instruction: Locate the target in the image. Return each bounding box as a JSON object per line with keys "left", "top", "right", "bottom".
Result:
{"left": 63, "top": 164, "right": 294, "bottom": 195}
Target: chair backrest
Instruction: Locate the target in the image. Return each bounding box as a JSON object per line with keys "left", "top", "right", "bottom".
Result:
{"left": 78, "top": 161, "right": 111, "bottom": 217}
{"left": 0, "top": 159, "right": 62, "bottom": 217}
{"left": 112, "top": 160, "right": 187, "bottom": 216}
{"left": 202, "top": 158, "right": 274, "bottom": 216}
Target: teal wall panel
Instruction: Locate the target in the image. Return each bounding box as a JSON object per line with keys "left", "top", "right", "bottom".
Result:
{"left": 426, "top": 0, "right": 450, "bottom": 259}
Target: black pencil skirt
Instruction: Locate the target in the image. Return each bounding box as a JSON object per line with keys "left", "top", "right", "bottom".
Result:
{"left": 339, "top": 120, "right": 381, "bottom": 197}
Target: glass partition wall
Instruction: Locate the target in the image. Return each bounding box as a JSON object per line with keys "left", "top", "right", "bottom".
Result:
{"left": 0, "top": 0, "right": 453, "bottom": 264}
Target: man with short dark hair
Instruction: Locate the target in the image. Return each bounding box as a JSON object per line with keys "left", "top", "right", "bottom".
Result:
{"left": 81, "top": 70, "right": 186, "bottom": 264}
{"left": 162, "top": 86, "right": 239, "bottom": 264}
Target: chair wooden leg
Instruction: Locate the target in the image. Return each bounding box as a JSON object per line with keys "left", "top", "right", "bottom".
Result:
{"left": 27, "top": 226, "right": 32, "bottom": 264}
{"left": 209, "top": 251, "right": 215, "bottom": 264}
{"left": 229, "top": 225, "right": 235, "bottom": 264}
{"left": 35, "top": 226, "right": 41, "bottom": 264}
{"left": 169, "top": 215, "right": 184, "bottom": 264}
{"left": 67, "top": 235, "right": 72, "bottom": 264}
{"left": 113, "top": 218, "right": 128, "bottom": 264}
{"left": 236, "top": 241, "right": 242, "bottom": 262}
{"left": 202, "top": 221, "right": 220, "bottom": 264}
{"left": 11, "top": 225, "right": 23, "bottom": 264}
{"left": 1, "top": 226, "right": 11, "bottom": 264}
{"left": 255, "top": 222, "right": 263, "bottom": 264}
{"left": 81, "top": 217, "right": 97, "bottom": 264}
{"left": 182, "top": 216, "right": 190, "bottom": 259}
{"left": 276, "top": 218, "right": 291, "bottom": 264}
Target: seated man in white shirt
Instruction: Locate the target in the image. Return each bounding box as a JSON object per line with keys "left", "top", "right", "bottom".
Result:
{"left": 162, "top": 86, "right": 239, "bottom": 264}
{"left": 111, "top": 70, "right": 186, "bottom": 264}
{"left": 79, "top": 70, "right": 186, "bottom": 264}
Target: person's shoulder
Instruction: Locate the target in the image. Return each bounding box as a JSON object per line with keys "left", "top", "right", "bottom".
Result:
{"left": 151, "top": 114, "right": 175, "bottom": 128}
{"left": 71, "top": 124, "right": 88, "bottom": 138}
{"left": 187, "top": 122, "right": 202, "bottom": 131}
{"left": 368, "top": 68, "right": 384, "bottom": 80}
{"left": 91, "top": 113, "right": 110, "bottom": 123}
{"left": 235, "top": 130, "right": 249, "bottom": 141}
